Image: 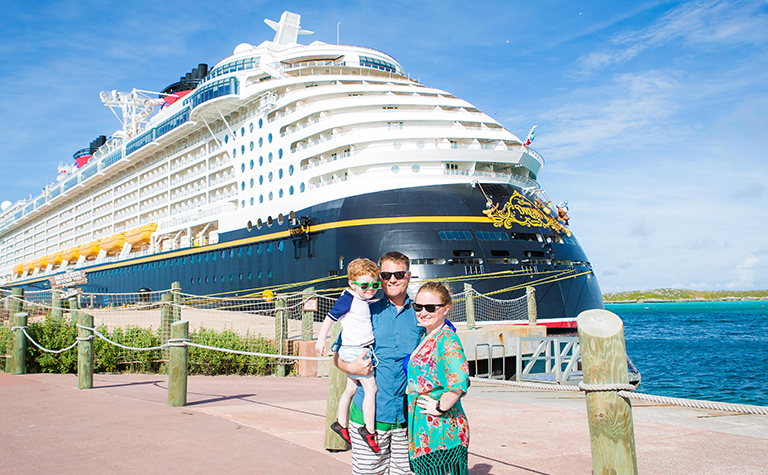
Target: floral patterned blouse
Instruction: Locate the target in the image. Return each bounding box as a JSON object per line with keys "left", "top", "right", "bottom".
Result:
{"left": 406, "top": 326, "right": 470, "bottom": 474}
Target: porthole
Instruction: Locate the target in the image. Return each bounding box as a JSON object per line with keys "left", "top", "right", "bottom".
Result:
{"left": 205, "top": 254, "right": 209, "bottom": 262}
{"left": 248, "top": 272, "right": 253, "bottom": 280}
{"left": 267, "top": 242, "right": 273, "bottom": 253}
{"left": 268, "top": 270, "right": 273, "bottom": 278}
{"left": 224, "top": 135, "right": 229, "bottom": 144}
{"left": 289, "top": 165, "right": 294, "bottom": 175}
{"left": 250, "top": 160, "right": 254, "bottom": 170}
{"left": 267, "top": 216, "right": 273, "bottom": 227}
{"left": 206, "top": 277, "right": 209, "bottom": 283}
{"left": 233, "top": 148, "right": 237, "bottom": 158}
{"left": 199, "top": 255, "right": 203, "bottom": 263}
{"left": 247, "top": 246, "right": 253, "bottom": 256}
{"left": 259, "top": 175, "right": 264, "bottom": 185}
{"left": 221, "top": 275, "right": 225, "bottom": 283}
{"left": 278, "top": 168, "right": 283, "bottom": 179}
{"left": 258, "top": 118, "right": 263, "bottom": 128}
{"left": 269, "top": 191, "right": 273, "bottom": 201}
{"left": 198, "top": 277, "right": 202, "bottom": 284}
{"left": 391, "top": 165, "right": 400, "bottom": 174}
{"left": 278, "top": 213, "right": 284, "bottom": 225}
{"left": 247, "top": 220, "right": 253, "bottom": 231}
{"left": 250, "top": 141, "right": 254, "bottom": 151}
{"left": 239, "top": 248, "right": 243, "bottom": 257}
{"left": 169, "top": 260, "right": 173, "bottom": 268}
{"left": 393, "top": 141, "right": 401, "bottom": 150}
{"left": 241, "top": 126, "right": 245, "bottom": 136}
{"left": 191, "top": 278, "right": 195, "bottom": 285}
{"left": 268, "top": 133, "right": 273, "bottom": 143}
{"left": 250, "top": 178, "right": 254, "bottom": 188}
{"left": 300, "top": 182, "right": 305, "bottom": 193}
{"left": 241, "top": 200, "right": 245, "bottom": 208}
{"left": 249, "top": 123, "right": 254, "bottom": 133}
{"left": 241, "top": 145, "right": 245, "bottom": 155}
{"left": 257, "top": 271, "right": 262, "bottom": 279}
{"left": 278, "top": 148, "right": 283, "bottom": 159}
{"left": 241, "top": 163, "right": 245, "bottom": 173}
{"left": 239, "top": 273, "right": 243, "bottom": 280}
{"left": 230, "top": 274, "right": 234, "bottom": 282}
{"left": 268, "top": 152, "right": 273, "bottom": 162}
{"left": 213, "top": 276, "right": 217, "bottom": 283}
{"left": 412, "top": 164, "right": 420, "bottom": 173}
{"left": 417, "top": 140, "right": 425, "bottom": 149}
{"left": 257, "top": 218, "right": 263, "bottom": 229}
{"left": 221, "top": 251, "right": 226, "bottom": 259}
{"left": 259, "top": 137, "right": 263, "bottom": 147}
{"left": 250, "top": 197, "right": 254, "bottom": 206}
{"left": 259, "top": 194, "right": 264, "bottom": 203}
{"left": 257, "top": 244, "right": 262, "bottom": 254}
{"left": 279, "top": 189, "right": 283, "bottom": 198}
{"left": 230, "top": 249, "right": 234, "bottom": 258}
{"left": 213, "top": 252, "right": 217, "bottom": 261}
{"left": 268, "top": 172, "right": 273, "bottom": 182}
{"left": 278, "top": 241, "right": 284, "bottom": 252}
{"left": 241, "top": 181, "right": 246, "bottom": 190}
{"left": 259, "top": 156, "right": 263, "bottom": 166}
{"left": 289, "top": 185, "right": 294, "bottom": 195}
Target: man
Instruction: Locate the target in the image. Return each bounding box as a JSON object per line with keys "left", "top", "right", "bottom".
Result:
{"left": 334, "top": 251, "right": 421, "bottom": 475}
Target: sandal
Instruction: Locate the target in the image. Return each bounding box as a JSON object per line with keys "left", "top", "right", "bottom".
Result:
{"left": 330, "top": 421, "right": 351, "bottom": 444}
{"left": 359, "top": 426, "right": 380, "bottom": 453}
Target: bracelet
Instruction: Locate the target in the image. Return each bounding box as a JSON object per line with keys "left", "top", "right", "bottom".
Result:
{"left": 435, "top": 399, "right": 448, "bottom": 414}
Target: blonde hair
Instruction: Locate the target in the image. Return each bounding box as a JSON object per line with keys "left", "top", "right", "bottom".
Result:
{"left": 347, "top": 258, "right": 380, "bottom": 280}
{"left": 416, "top": 281, "right": 452, "bottom": 306}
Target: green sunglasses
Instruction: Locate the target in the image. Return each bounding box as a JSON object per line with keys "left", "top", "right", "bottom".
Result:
{"left": 352, "top": 281, "right": 381, "bottom": 290}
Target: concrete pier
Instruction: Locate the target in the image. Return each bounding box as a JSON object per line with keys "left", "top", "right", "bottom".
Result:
{"left": 1, "top": 372, "right": 766, "bottom": 474}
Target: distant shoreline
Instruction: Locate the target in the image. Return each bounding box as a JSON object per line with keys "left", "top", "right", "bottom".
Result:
{"left": 603, "top": 288, "right": 768, "bottom": 304}
{"left": 605, "top": 296, "right": 768, "bottom": 304}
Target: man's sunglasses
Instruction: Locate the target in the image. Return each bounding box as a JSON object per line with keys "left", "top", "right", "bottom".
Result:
{"left": 352, "top": 281, "right": 381, "bottom": 290}
{"left": 380, "top": 271, "right": 408, "bottom": 281}
{"left": 413, "top": 303, "right": 447, "bottom": 313}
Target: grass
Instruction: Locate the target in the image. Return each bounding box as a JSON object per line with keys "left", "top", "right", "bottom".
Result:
{"left": 603, "top": 288, "right": 768, "bottom": 302}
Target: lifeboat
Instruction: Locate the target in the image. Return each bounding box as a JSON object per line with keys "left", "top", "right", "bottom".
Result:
{"left": 22, "top": 261, "right": 35, "bottom": 272}
{"left": 100, "top": 233, "right": 126, "bottom": 253}
{"left": 62, "top": 246, "right": 81, "bottom": 262}
{"left": 125, "top": 223, "right": 157, "bottom": 246}
{"left": 47, "top": 251, "right": 64, "bottom": 267}
{"left": 79, "top": 240, "right": 101, "bottom": 258}
{"left": 34, "top": 256, "right": 49, "bottom": 270}
{"left": 13, "top": 263, "right": 23, "bottom": 276}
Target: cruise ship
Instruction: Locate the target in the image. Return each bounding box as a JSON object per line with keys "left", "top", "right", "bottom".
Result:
{"left": 0, "top": 11, "right": 603, "bottom": 329}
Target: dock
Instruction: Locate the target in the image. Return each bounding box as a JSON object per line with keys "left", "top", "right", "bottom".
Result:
{"left": 2, "top": 372, "right": 766, "bottom": 474}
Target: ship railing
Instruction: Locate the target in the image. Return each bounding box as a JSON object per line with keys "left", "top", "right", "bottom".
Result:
{"left": 281, "top": 117, "right": 321, "bottom": 137}
{"left": 300, "top": 152, "right": 352, "bottom": 171}
{"left": 280, "top": 60, "right": 346, "bottom": 71}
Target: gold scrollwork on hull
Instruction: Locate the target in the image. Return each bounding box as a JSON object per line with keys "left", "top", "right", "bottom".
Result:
{"left": 484, "top": 191, "right": 571, "bottom": 236}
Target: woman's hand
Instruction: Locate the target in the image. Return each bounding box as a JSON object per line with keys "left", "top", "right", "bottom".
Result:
{"left": 417, "top": 395, "right": 442, "bottom": 416}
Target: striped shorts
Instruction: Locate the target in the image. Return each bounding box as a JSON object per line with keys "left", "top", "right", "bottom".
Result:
{"left": 349, "top": 421, "right": 413, "bottom": 475}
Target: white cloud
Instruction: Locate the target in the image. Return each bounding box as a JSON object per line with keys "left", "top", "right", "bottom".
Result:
{"left": 726, "top": 255, "right": 759, "bottom": 288}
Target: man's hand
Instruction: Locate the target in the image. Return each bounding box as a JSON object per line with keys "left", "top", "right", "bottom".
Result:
{"left": 334, "top": 350, "right": 373, "bottom": 376}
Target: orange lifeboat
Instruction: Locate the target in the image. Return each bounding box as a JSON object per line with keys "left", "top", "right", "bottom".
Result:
{"left": 125, "top": 223, "right": 157, "bottom": 246}
{"left": 34, "top": 256, "right": 48, "bottom": 270}
{"left": 62, "top": 246, "right": 81, "bottom": 262}
{"left": 79, "top": 240, "right": 101, "bottom": 258}
{"left": 100, "top": 233, "right": 126, "bottom": 253}
{"left": 47, "top": 251, "right": 64, "bottom": 267}
{"left": 22, "top": 261, "right": 35, "bottom": 272}
{"left": 13, "top": 263, "right": 23, "bottom": 276}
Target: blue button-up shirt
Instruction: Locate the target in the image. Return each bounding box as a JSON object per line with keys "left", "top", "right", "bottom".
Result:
{"left": 352, "top": 296, "right": 422, "bottom": 425}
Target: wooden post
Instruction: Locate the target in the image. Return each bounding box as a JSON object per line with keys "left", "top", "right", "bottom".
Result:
{"left": 301, "top": 287, "right": 315, "bottom": 341}
{"left": 526, "top": 286, "right": 537, "bottom": 326}
{"left": 577, "top": 309, "right": 638, "bottom": 475}
{"left": 171, "top": 281, "right": 181, "bottom": 323}
{"left": 160, "top": 293, "right": 173, "bottom": 360}
{"left": 324, "top": 321, "right": 349, "bottom": 451}
{"left": 6, "top": 288, "right": 23, "bottom": 373}
{"left": 275, "top": 296, "right": 288, "bottom": 377}
{"left": 168, "top": 320, "right": 189, "bottom": 407}
{"left": 464, "top": 283, "right": 476, "bottom": 330}
{"left": 68, "top": 297, "right": 79, "bottom": 311}
{"left": 11, "top": 312, "right": 28, "bottom": 375}
{"left": 52, "top": 291, "right": 63, "bottom": 319}
{"left": 77, "top": 312, "right": 94, "bottom": 389}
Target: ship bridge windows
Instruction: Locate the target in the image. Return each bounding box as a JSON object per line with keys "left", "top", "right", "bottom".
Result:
{"left": 438, "top": 231, "right": 473, "bottom": 241}
{"left": 359, "top": 55, "right": 397, "bottom": 73}
{"left": 511, "top": 232, "right": 543, "bottom": 242}
{"left": 476, "top": 231, "right": 509, "bottom": 241}
{"left": 205, "top": 56, "right": 259, "bottom": 82}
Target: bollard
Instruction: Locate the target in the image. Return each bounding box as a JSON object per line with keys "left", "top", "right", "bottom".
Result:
{"left": 77, "top": 312, "right": 94, "bottom": 389}
{"left": 168, "top": 320, "right": 189, "bottom": 407}
{"left": 11, "top": 312, "right": 28, "bottom": 375}
{"left": 577, "top": 309, "right": 638, "bottom": 475}
{"left": 526, "top": 286, "right": 537, "bottom": 326}
{"left": 464, "top": 283, "right": 476, "bottom": 330}
{"left": 160, "top": 293, "right": 173, "bottom": 360}
{"left": 171, "top": 281, "right": 181, "bottom": 322}
{"left": 52, "top": 291, "right": 63, "bottom": 319}
{"left": 324, "top": 321, "right": 349, "bottom": 451}
{"left": 301, "top": 287, "right": 315, "bottom": 341}
{"left": 275, "top": 296, "right": 288, "bottom": 377}
{"left": 68, "top": 296, "right": 79, "bottom": 311}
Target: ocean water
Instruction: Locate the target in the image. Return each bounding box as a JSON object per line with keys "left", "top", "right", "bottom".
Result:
{"left": 605, "top": 300, "right": 768, "bottom": 407}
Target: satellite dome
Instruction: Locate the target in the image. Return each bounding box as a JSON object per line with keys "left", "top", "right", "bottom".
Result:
{"left": 1, "top": 201, "right": 12, "bottom": 211}
{"left": 234, "top": 43, "right": 254, "bottom": 54}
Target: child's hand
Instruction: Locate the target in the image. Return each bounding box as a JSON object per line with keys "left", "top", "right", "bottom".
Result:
{"left": 315, "top": 341, "right": 326, "bottom": 355}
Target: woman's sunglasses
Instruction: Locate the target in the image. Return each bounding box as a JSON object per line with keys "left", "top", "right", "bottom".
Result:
{"left": 380, "top": 271, "right": 408, "bottom": 281}
{"left": 413, "top": 303, "right": 447, "bottom": 313}
{"left": 352, "top": 281, "right": 381, "bottom": 290}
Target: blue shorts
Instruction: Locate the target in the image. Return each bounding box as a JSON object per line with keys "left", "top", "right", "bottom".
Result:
{"left": 338, "top": 346, "right": 375, "bottom": 380}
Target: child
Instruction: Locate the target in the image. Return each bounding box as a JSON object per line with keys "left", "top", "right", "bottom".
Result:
{"left": 315, "top": 258, "right": 381, "bottom": 453}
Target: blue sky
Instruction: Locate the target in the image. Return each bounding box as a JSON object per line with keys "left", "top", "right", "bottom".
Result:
{"left": 1, "top": 0, "right": 766, "bottom": 291}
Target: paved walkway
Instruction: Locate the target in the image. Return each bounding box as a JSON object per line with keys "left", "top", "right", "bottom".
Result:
{"left": 1, "top": 372, "right": 767, "bottom": 474}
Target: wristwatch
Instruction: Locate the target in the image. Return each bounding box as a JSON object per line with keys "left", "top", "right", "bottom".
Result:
{"left": 435, "top": 399, "right": 448, "bottom": 414}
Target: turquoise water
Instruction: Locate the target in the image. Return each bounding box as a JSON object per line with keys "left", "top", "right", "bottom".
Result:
{"left": 605, "top": 300, "right": 768, "bottom": 407}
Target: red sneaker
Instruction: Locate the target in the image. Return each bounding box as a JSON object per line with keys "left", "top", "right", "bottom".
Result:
{"left": 358, "top": 426, "right": 379, "bottom": 453}
{"left": 330, "top": 421, "right": 351, "bottom": 444}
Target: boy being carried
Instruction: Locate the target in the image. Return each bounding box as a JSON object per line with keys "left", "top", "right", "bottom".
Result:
{"left": 316, "top": 258, "right": 381, "bottom": 453}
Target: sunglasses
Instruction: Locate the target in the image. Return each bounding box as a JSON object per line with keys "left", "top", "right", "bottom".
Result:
{"left": 352, "top": 281, "right": 381, "bottom": 290}
{"left": 413, "top": 303, "right": 447, "bottom": 313}
{"left": 380, "top": 271, "right": 408, "bottom": 281}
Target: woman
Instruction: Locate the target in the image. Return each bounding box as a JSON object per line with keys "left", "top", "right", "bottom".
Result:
{"left": 407, "top": 281, "right": 470, "bottom": 475}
